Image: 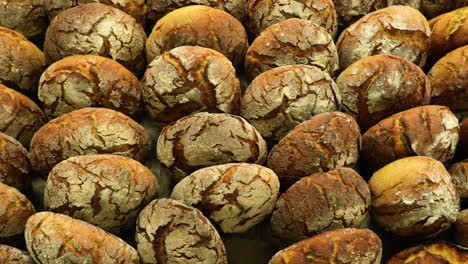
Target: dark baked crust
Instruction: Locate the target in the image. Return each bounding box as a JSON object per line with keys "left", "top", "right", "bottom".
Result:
{"left": 387, "top": 241, "right": 468, "bottom": 263}
{"left": 422, "top": 0, "right": 467, "bottom": 18}
{"left": 0, "top": 132, "right": 29, "bottom": 192}
{"left": 455, "top": 209, "right": 468, "bottom": 248}
{"left": 0, "top": 0, "right": 47, "bottom": 41}
{"left": 448, "top": 160, "right": 468, "bottom": 199}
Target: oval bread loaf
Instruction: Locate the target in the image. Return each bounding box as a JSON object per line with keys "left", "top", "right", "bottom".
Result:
{"left": 0, "top": 244, "right": 33, "bottom": 264}
{"left": 448, "top": 160, "right": 468, "bottom": 200}
{"left": 387, "top": 241, "right": 468, "bottom": 263}
{"left": 0, "top": 133, "right": 30, "bottom": 192}
{"left": 0, "top": 0, "right": 47, "bottom": 41}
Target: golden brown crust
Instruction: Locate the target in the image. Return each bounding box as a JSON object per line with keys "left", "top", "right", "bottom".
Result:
{"left": 270, "top": 168, "right": 371, "bottom": 245}
{"left": 0, "top": 27, "right": 45, "bottom": 94}
{"left": 267, "top": 112, "right": 361, "bottom": 186}
{"left": 245, "top": 18, "right": 339, "bottom": 81}
{"left": 43, "top": 3, "right": 147, "bottom": 75}
{"left": 44, "top": 154, "right": 159, "bottom": 234}
{"left": 455, "top": 209, "right": 468, "bottom": 248}
{"left": 0, "top": 0, "right": 47, "bottom": 41}
{"left": 240, "top": 65, "right": 341, "bottom": 141}
{"left": 429, "top": 7, "right": 468, "bottom": 61}
{"left": 0, "top": 244, "right": 33, "bottom": 264}
{"left": 337, "top": 54, "right": 432, "bottom": 130}
{"left": 0, "top": 84, "right": 46, "bottom": 147}
{"left": 448, "top": 160, "right": 468, "bottom": 199}
{"left": 336, "top": 6, "right": 431, "bottom": 69}
{"left": 144, "top": 46, "right": 241, "bottom": 124}
{"left": 39, "top": 55, "right": 144, "bottom": 119}
{"left": 361, "top": 105, "right": 460, "bottom": 173}
{"left": 0, "top": 133, "right": 29, "bottom": 192}
{"left": 269, "top": 228, "right": 382, "bottom": 264}
{"left": 25, "top": 212, "right": 140, "bottom": 263}
{"left": 146, "top": 5, "right": 248, "bottom": 67}
{"left": 29, "top": 107, "right": 151, "bottom": 178}
{"left": 387, "top": 241, "right": 468, "bottom": 263}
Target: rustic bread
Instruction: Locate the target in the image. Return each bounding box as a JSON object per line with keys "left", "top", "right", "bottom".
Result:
{"left": 0, "top": 133, "right": 29, "bottom": 192}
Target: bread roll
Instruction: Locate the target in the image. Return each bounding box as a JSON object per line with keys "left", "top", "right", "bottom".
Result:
{"left": 0, "top": 27, "right": 45, "bottom": 94}
{"left": 0, "top": 245, "right": 33, "bottom": 264}
{"left": 267, "top": 112, "right": 360, "bottom": 186}
{"left": 171, "top": 163, "right": 280, "bottom": 233}
{"left": 247, "top": 0, "right": 337, "bottom": 37}
{"left": 455, "top": 209, "right": 468, "bottom": 248}
{"left": 144, "top": 46, "right": 240, "bottom": 124}
{"left": 43, "top": 3, "right": 146, "bottom": 75}
{"left": 157, "top": 112, "right": 268, "bottom": 182}
{"left": 449, "top": 160, "right": 468, "bottom": 200}
{"left": 270, "top": 168, "right": 371, "bottom": 245}
{"left": 240, "top": 65, "right": 341, "bottom": 141}
{"left": 336, "top": 6, "right": 431, "bottom": 69}
{"left": 0, "top": 84, "right": 46, "bottom": 147}
{"left": 422, "top": 0, "right": 467, "bottom": 18}
{"left": 25, "top": 212, "right": 140, "bottom": 263}
{"left": 0, "top": 133, "right": 29, "bottom": 192}
{"left": 29, "top": 108, "right": 151, "bottom": 178}
{"left": 388, "top": 241, "right": 468, "bottom": 263}
{"left": 369, "top": 156, "right": 460, "bottom": 238}
{"left": 146, "top": 5, "right": 248, "bottom": 67}
{"left": 0, "top": 0, "right": 47, "bottom": 42}
{"left": 245, "top": 18, "right": 339, "bottom": 81}
{"left": 361, "top": 105, "right": 460, "bottom": 173}
{"left": 38, "top": 55, "right": 143, "bottom": 119}
{"left": 136, "top": 198, "right": 227, "bottom": 264}
{"left": 337, "top": 54, "right": 431, "bottom": 130}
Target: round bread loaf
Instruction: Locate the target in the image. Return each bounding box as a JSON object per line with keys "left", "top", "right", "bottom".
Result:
{"left": 245, "top": 18, "right": 339, "bottom": 81}
{"left": 247, "top": 0, "right": 338, "bottom": 37}
{"left": 157, "top": 112, "right": 268, "bottom": 182}
{"left": 43, "top": 0, "right": 147, "bottom": 24}
{"left": 269, "top": 228, "right": 382, "bottom": 264}
{"left": 146, "top": 5, "right": 248, "bottom": 67}
{"left": 136, "top": 198, "right": 227, "bottom": 264}
{"left": 336, "top": 54, "right": 431, "bottom": 130}
{"left": 38, "top": 55, "right": 144, "bottom": 119}
{"left": 240, "top": 65, "right": 341, "bottom": 141}
{"left": 0, "top": 84, "right": 46, "bottom": 147}
{"left": 25, "top": 212, "right": 140, "bottom": 263}
{"left": 29, "top": 107, "right": 151, "bottom": 178}
{"left": 147, "top": 0, "right": 247, "bottom": 25}
{"left": 171, "top": 163, "right": 280, "bottom": 233}
{"left": 369, "top": 156, "right": 460, "bottom": 238}
{"left": 429, "top": 7, "right": 468, "bottom": 61}
{"left": 0, "top": 133, "right": 29, "bottom": 192}
{"left": 0, "top": 183, "right": 35, "bottom": 244}
{"left": 361, "top": 105, "right": 460, "bottom": 173}
{"left": 449, "top": 160, "right": 468, "bottom": 200}
{"left": 0, "top": 0, "right": 47, "bottom": 41}
{"left": 387, "top": 241, "right": 468, "bottom": 263}
{"left": 267, "top": 112, "right": 360, "bottom": 186}
{"left": 428, "top": 46, "right": 467, "bottom": 115}
{"left": 144, "top": 46, "right": 240, "bottom": 124}
{"left": 0, "top": 245, "right": 33, "bottom": 264}
{"left": 455, "top": 209, "right": 468, "bottom": 248}
{"left": 422, "top": 0, "right": 467, "bottom": 18}
{"left": 43, "top": 3, "right": 146, "bottom": 75}
{"left": 270, "top": 168, "right": 371, "bottom": 245}
{"left": 0, "top": 27, "right": 45, "bottom": 94}
{"left": 44, "top": 154, "right": 159, "bottom": 234}
{"left": 336, "top": 6, "right": 431, "bottom": 69}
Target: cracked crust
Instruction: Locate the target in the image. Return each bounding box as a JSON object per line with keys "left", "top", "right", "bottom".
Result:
{"left": 43, "top": 3, "right": 147, "bottom": 75}
{"left": 39, "top": 55, "right": 144, "bottom": 119}
{"left": 0, "top": 132, "right": 30, "bottom": 192}
{"left": 455, "top": 209, "right": 468, "bottom": 248}
{"left": 157, "top": 112, "right": 268, "bottom": 182}
{"left": 29, "top": 107, "right": 151, "bottom": 178}
{"left": 428, "top": 46, "right": 468, "bottom": 115}
{"left": 144, "top": 46, "right": 241, "bottom": 124}
{"left": 43, "top": 0, "right": 147, "bottom": 24}
{"left": 337, "top": 54, "right": 431, "bottom": 130}
{"left": 25, "top": 212, "right": 140, "bottom": 263}
{"left": 267, "top": 112, "right": 361, "bottom": 186}
{"left": 147, "top": 0, "right": 247, "bottom": 26}
{"left": 269, "top": 228, "right": 382, "bottom": 264}
{"left": 0, "top": 27, "right": 45, "bottom": 94}
{"left": 0, "top": 84, "right": 46, "bottom": 147}
{"left": 448, "top": 160, "right": 468, "bottom": 199}
{"left": 244, "top": 18, "right": 339, "bottom": 81}
{"left": 135, "top": 198, "right": 227, "bottom": 264}
{"left": 270, "top": 168, "right": 371, "bottom": 245}
{"left": 422, "top": 0, "right": 467, "bottom": 18}
{"left": 336, "top": 6, "right": 431, "bottom": 70}
{"left": 241, "top": 65, "right": 341, "bottom": 141}
{"left": 0, "top": 0, "right": 47, "bottom": 41}
{"left": 146, "top": 5, "right": 248, "bottom": 67}
{"left": 171, "top": 163, "right": 280, "bottom": 233}
{"left": 369, "top": 156, "right": 460, "bottom": 238}
{"left": 361, "top": 105, "right": 460, "bottom": 173}
{"left": 0, "top": 183, "right": 35, "bottom": 243}
{"left": 247, "top": 0, "right": 337, "bottom": 38}
{"left": 44, "top": 154, "right": 159, "bottom": 234}
{"left": 0, "top": 245, "right": 33, "bottom": 264}
{"left": 387, "top": 241, "right": 468, "bottom": 263}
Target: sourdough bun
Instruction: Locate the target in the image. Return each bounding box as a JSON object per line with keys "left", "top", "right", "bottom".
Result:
{"left": 0, "top": 133, "right": 29, "bottom": 192}
{"left": 448, "top": 160, "right": 468, "bottom": 200}
{"left": 0, "top": 0, "right": 47, "bottom": 41}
